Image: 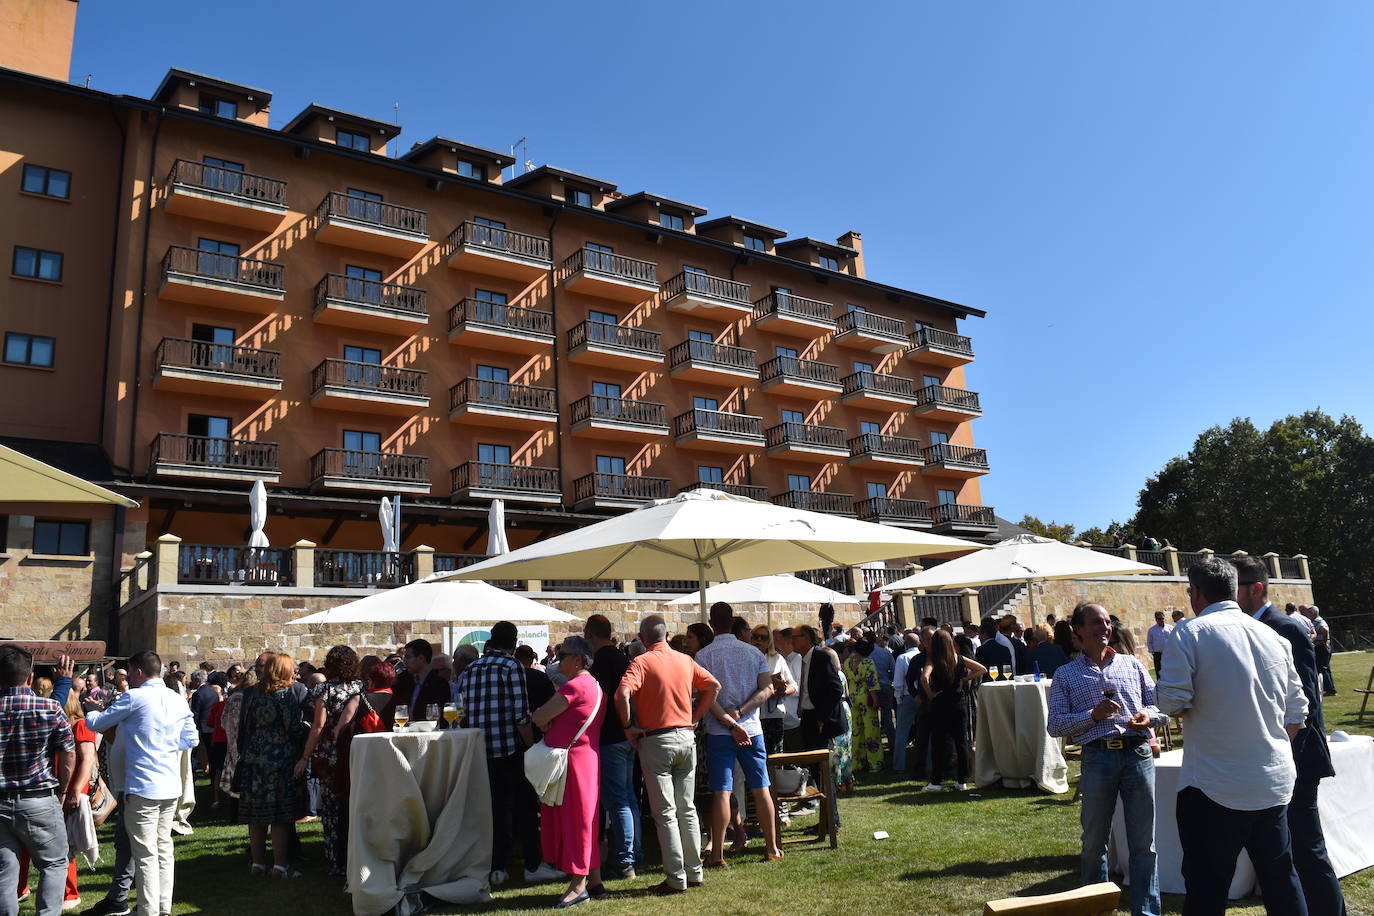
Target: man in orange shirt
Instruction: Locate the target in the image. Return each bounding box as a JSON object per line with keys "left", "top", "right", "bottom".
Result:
{"left": 615, "top": 614, "right": 720, "bottom": 896}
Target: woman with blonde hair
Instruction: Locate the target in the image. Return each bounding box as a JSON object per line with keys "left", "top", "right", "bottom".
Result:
{"left": 237, "top": 652, "right": 308, "bottom": 877}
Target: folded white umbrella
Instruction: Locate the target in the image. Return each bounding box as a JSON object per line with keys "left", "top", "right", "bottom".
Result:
{"left": 248, "top": 480, "right": 269, "bottom": 549}
{"left": 286, "top": 579, "right": 581, "bottom": 625}
{"left": 379, "top": 497, "right": 397, "bottom": 553}
{"left": 435, "top": 488, "right": 982, "bottom": 620}
{"left": 486, "top": 499, "right": 509, "bottom": 557}
{"left": 664, "top": 573, "right": 861, "bottom": 606}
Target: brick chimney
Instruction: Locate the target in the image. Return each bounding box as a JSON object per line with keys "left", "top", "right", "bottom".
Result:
{"left": 0, "top": 0, "right": 78, "bottom": 82}
{"left": 837, "top": 231, "right": 864, "bottom": 278}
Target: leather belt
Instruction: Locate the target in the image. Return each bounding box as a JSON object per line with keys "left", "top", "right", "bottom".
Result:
{"left": 1085, "top": 736, "right": 1147, "bottom": 750}
{"left": 0, "top": 787, "right": 57, "bottom": 800}
{"left": 643, "top": 726, "right": 689, "bottom": 737}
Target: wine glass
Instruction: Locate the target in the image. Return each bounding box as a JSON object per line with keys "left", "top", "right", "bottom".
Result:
{"left": 394, "top": 704, "right": 410, "bottom": 731}
{"left": 427, "top": 703, "right": 440, "bottom": 723}
{"left": 1001, "top": 665, "right": 1012, "bottom": 683}
{"left": 443, "top": 703, "right": 459, "bottom": 726}
{"left": 988, "top": 666, "right": 1001, "bottom": 682}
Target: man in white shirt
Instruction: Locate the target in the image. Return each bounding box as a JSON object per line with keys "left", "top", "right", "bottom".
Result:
{"left": 890, "top": 631, "right": 921, "bottom": 772}
{"left": 774, "top": 628, "right": 803, "bottom": 751}
{"left": 1145, "top": 611, "right": 1172, "bottom": 677}
{"left": 87, "top": 652, "right": 199, "bottom": 916}
{"left": 1156, "top": 559, "right": 1308, "bottom": 915}
{"left": 1305, "top": 605, "right": 1336, "bottom": 696}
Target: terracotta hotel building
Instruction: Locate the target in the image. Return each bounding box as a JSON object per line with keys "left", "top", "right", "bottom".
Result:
{"left": 0, "top": 1, "right": 991, "bottom": 634}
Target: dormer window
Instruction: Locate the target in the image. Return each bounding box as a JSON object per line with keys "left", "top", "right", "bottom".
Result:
{"left": 337, "top": 128, "right": 371, "bottom": 152}
{"left": 198, "top": 94, "right": 237, "bottom": 119}
{"left": 456, "top": 159, "right": 485, "bottom": 181}
{"left": 660, "top": 212, "right": 684, "bottom": 231}
{"left": 744, "top": 235, "right": 767, "bottom": 252}
{"left": 569, "top": 188, "right": 593, "bottom": 207}
{"left": 819, "top": 254, "right": 840, "bottom": 271}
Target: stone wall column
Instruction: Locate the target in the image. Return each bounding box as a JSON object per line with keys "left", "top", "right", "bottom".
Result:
{"left": 894, "top": 593, "right": 914, "bottom": 630}
{"left": 1294, "top": 554, "right": 1311, "bottom": 581}
{"left": 413, "top": 545, "right": 434, "bottom": 581}
{"left": 848, "top": 566, "right": 867, "bottom": 597}
{"left": 1160, "top": 545, "right": 1180, "bottom": 576}
{"left": 525, "top": 580, "right": 543, "bottom": 592}
{"left": 1123, "top": 544, "right": 1138, "bottom": 562}
{"left": 1199, "top": 548, "right": 1214, "bottom": 564}
{"left": 958, "top": 587, "right": 981, "bottom": 624}
{"left": 293, "top": 540, "right": 315, "bottom": 588}
{"left": 155, "top": 534, "right": 180, "bottom": 588}
{"left": 620, "top": 579, "right": 637, "bottom": 594}
{"left": 1262, "top": 552, "right": 1282, "bottom": 580}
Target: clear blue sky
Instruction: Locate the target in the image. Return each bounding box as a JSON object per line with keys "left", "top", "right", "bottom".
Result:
{"left": 70, "top": 1, "right": 1374, "bottom": 531}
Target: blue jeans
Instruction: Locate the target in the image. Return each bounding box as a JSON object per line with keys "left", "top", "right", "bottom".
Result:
{"left": 1080, "top": 743, "right": 1160, "bottom": 916}
{"left": 599, "top": 741, "right": 642, "bottom": 870}
{"left": 0, "top": 792, "right": 67, "bottom": 916}
{"left": 892, "top": 694, "right": 919, "bottom": 771}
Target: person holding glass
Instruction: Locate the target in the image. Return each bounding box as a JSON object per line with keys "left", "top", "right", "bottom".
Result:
{"left": 297, "top": 646, "right": 362, "bottom": 878}
{"left": 918, "top": 630, "right": 985, "bottom": 792}
{"left": 238, "top": 653, "right": 309, "bottom": 879}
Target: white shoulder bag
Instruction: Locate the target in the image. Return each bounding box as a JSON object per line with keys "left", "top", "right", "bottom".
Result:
{"left": 524, "top": 679, "right": 602, "bottom": 806}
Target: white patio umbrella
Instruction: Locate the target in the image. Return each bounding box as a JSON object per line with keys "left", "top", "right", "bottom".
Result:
{"left": 881, "top": 533, "right": 1165, "bottom": 624}
{"left": 486, "top": 499, "right": 509, "bottom": 557}
{"left": 664, "top": 573, "right": 861, "bottom": 607}
{"left": 285, "top": 579, "right": 582, "bottom": 626}
{"left": 379, "top": 497, "right": 397, "bottom": 552}
{"left": 248, "top": 480, "right": 269, "bottom": 549}
{"left": 434, "top": 488, "right": 982, "bottom": 621}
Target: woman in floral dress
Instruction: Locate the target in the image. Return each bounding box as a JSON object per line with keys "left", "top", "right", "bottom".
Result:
{"left": 300, "top": 646, "right": 363, "bottom": 877}
{"left": 239, "top": 653, "right": 308, "bottom": 878}
{"left": 842, "top": 637, "right": 884, "bottom": 774}
{"left": 827, "top": 643, "right": 854, "bottom": 792}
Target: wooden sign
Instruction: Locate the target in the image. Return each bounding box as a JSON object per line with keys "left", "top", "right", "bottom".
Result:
{"left": 0, "top": 640, "right": 107, "bottom": 662}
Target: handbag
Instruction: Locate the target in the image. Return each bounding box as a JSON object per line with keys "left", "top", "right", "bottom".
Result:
{"left": 523, "top": 680, "right": 601, "bottom": 806}
{"left": 88, "top": 775, "right": 116, "bottom": 827}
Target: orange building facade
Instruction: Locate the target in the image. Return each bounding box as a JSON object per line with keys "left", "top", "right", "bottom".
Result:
{"left": 1, "top": 5, "right": 993, "bottom": 616}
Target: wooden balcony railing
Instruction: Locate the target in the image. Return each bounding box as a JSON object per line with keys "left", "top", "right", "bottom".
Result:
{"left": 451, "top": 461, "right": 560, "bottom": 495}
{"left": 311, "top": 359, "right": 427, "bottom": 397}
{"left": 432, "top": 552, "right": 520, "bottom": 589}
{"left": 178, "top": 543, "right": 294, "bottom": 586}
{"left": 662, "top": 270, "right": 751, "bottom": 304}
{"left": 910, "top": 326, "right": 974, "bottom": 356}
{"left": 837, "top": 309, "right": 907, "bottom": 339}
{"left": 771, "top": 490, "right": 855, "bottom": 515}
{"left": 667, "top": 339, "right": 757, "bottom": 373}
{"left": 848, "top": 433, "right": 923, "bottom": 461}
{"left": 842, "top": 370, "right": 916, "bottom": 399}
{"left": 167, "top": 158, "right": 287, "bottom": 207}
{"left": 450, "top": 378, "right": 557, "bottom": 413}
{"left": 1278, "top": 557, "right": 1304, "bottom": 579}
{"left": 758, "top": 355, "right": 840, "bottom": 386}
{"left": 155, "top": 337, "right": 281, "bottom": 380}
{"left": 314, "top": 549, "right": 414, "bottom": 588}
{"left": 568, "top": 320, "right": 662, "bottom": 356}
{"left": 856, "top": 497, "right": 932, "bottom": 524}
{"left": 150, "top": 433, "right": 278, "bottom": 472}
{"left": 315, "top": 273, "right": 427, "bottom": 317}
{"left": 446, "top": 220, "right": 551, "bottom": 262}
{"left": 570, "top": 395, "right": 667, "bottom": 427}
{"left": 309, "top": 449, "right": 428, "bottom": 485}
{"left": 914, "top": 384, "right": 982, "bottom": 412}
{"left": 932, "top": 503, "right": 996, "bottom": 527}
{"left": 672, "top": 409, "right": 763, "bottom": 439}
{"left": 563, "top": 247, "right": 657, "bottom": 284}
{"left": 162, "top": 245, "right": 284, "bottom": 291}
{"left": 448, "top": 298, "right": 553, "bottom": 337}
{"left": 752, "top": 291, "right": 834, "bottom": 324}
{"left": 679, "top": 481, "right": 769, "bottom": 501}
{"left": 764, "top": 422, "right": 846, "bottom": 450}
{"left": 316, "top": 191, "right": 427, "bottom": 236}
{"left": 573, "top": 472, "right": 671, "bottom": 503}
{"left": 923, "top": 443, "right": 989, "bottom": 469}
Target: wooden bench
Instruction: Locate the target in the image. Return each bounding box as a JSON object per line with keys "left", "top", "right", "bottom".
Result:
{"left": 766, "top": 749, "right": 838, "bottom": 850}
{"left": 1356, "top": 666, "right": 1374, "bottom": 724}
{"left": 984, "top": 881, "right": 1121, "bottom": 915}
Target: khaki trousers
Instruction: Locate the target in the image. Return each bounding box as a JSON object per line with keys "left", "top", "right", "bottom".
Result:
{"left": 637, "top": 728, "right": 702, "bottom": 890}
{"left": 125, "top": 795, "right": 176, "bottom": 916}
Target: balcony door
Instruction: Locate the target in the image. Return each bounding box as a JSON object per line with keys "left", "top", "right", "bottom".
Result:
{"left": 345, "top": 265, "right": 383, "bottom": 304}
{"left": 929, "top": 430, "right": 949, "bottom": 447}
{"left": 202, "top": 156, "right": 244, "bottom": 196}
{"left": 475, "top": 364, "right": 510, "bottom": 405}
{"left": 781, "top": 409, "right": 805, "bottom": 428}
{"left": 859, "top": 420, "right": 880, "bottom": 436}
{"left": 343, "top": 430, "right": 382, "bottom": 478}
{"left": 787, "top": 474, "right": 812, "bottom": 507}
{"left": 698, "top": 465, "right": 723, "bottom": 485}
{"left": 478, "top": 443, "right": 513, "bottom": 487}
{"left": 592, "top": 381, "right": 622, "bottom": 419}
{"left": 197, "top": 237, "right": 239, "bottom": 280}
{"left": 867, "top": 481, "right": 888, "bottom": 501}
{"left": 688, "top": 328, "right": 714, "bottom": 361}
{"left": 923, "top": 374, "right": 942, "bottom": 389}
{"left": 937, "top": 488, "right": 956, "bottom": 506}
{"left": 187, "top": 414, "right": 231, "bottom": 464}
{"left": 343, "top": 345, "right": 382, "bottom": 389}
{"left": 694, "top": 396, "right": 720, "bottom": 430}
{"left": 473, "top": 217, "right": 506, "bottom": 250}
{"left": 683, "top": 264, "right": 708, "bottom": 293}
{"left": 473, "top": 288, "right": 508, "bottom": 325}
{"left": 597, "top": 455, "right": 627, "bottom": 495}
{"left": 345, "top": 187, "right": 383, "bottom": 223}
{"left": 585, "top": 242, "right": 614, "bottom": 273}
{"left": 191, "top": 323, "right": 235, "bottom": 371}
{"left": 588, "top": 309, "right": 618, "bottom": 344}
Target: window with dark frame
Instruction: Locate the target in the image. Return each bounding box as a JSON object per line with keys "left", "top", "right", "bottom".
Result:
{"left": 697, "top": 466, "right": 724, "bottom": 484}
{"left": 198, "top": 95, "right": 237, "bottom": 119}
{"left": 660, "top": 212, "right": 684, "bottom": 231}
{"left": 819, "top": 254, "right": 840, "bottom": 271}
{"left": 33, "top": 520, "right": 88, "bottom": 556}
{"left": 743, "top": 235, "right": 767, "bottom": 252}
{"left": 21, "top": 165, "right": 71, "bottom": 199}
{"left": 337, "top": 128, "right": 372, "bottom": 152}
{"left": 456, "top": 160, "right": 485, "bottom": 180}
{"left": 3, "top": 332, "right": 55, "bottom": 367}
{"left": 568, "top": 188, "right": 593, "bottom": 207}
{"left": 12, "top": 247, "right": 63, "bottom": 281}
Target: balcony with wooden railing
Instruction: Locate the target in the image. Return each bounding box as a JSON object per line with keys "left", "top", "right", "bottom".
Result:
{"left": 315, "top": 549, "right": 415, "bottom": 588}
{"left": 834, "top": 309, "right": 909, "bottom": 353}
{"left": 847, "top": 433, "right": 925, "bottom": 468}
{"left": 159, "top": 245, "right": 285, "bottom": 313}
{"left": 921, "top": 442, "right": 990, "bottom": 478}
{"left": 178, "top": 543, "right": 294, "bottom": 586}
{"left": 448, "top": 378, "right": 558, "bottom": 429}
{"left": 667, "top": 339, "right": 758, "bottom": 384}
{"left": 314, "top": 191, "right": 429, "bottom": 257}
{"left": 561, "top": 247, "right": 658, "bottom": 302}
{"left": 308, "top": 448, "right": 430, "bottom": 495}
{"left": 771, "top": 490, "right": 855, "bottom": 516}
{"left": 678, "top": 481, "right": 769, "bottom": 501}
{"left": 164, "top": 159, "right": 287, "bottom": 231}
{"left": 573, "top": 472, "right": 671, "bottom": 510}
{"left": 911, "top": 384, "right": 983, "bottom": 421}
{"left": 764, "top": 421, "right": 848, "bottom": 459}
{"left": 840, "top": 370, "right": 920, "bottom": 409}
{"left": 661, "top": 270, "right": 752, "bottom": 318}
{"left": 673, "top": 408, "right": 765, "bottom": 452}
{"left": 445, "top": 220, "right": 552, "bottom": 280}
{"left": 313, "top": 273, "right": 428, "bottom": 334}
{"left": 907, "top": 326, "right": 975, "bottom": 367}
{"left": 751, "top": 291, "right": 836, "bottom": 338}
{"left": 149, "top": 433, "right": 279, "bottom": 484}
{"left": 566, "top": 319, "right": 663, "bottom": 368}
{"left": 757, "top": 354, "right": 842, "bottom": 398}
{"left": 931, "top": 502, "right": 997, "bottom": 532}
{"left": 855, "top": 497, "right": 933, "bottom": 528}
{"left": 310, "top": 358, "right": 428, "bottom": 415}
{"left": 447, "top": 298, "right": 554, "bottom": 354}
{"left": 152, "top": 337, "right": 282, "bottom": 398}
{"left": 570, "top": 395, "right": 668, "bottom": 441}
{"left": 450, "top": 461, "right": 561, "bottom": 505}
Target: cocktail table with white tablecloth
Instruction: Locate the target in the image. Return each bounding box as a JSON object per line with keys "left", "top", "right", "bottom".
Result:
{"left": 974, "top": 679, "right": 1069, "bottom": 794}
{"left": 1109, "top": 734, "right": 1374, "bottom": 898}
{"left": 348, "top": 728, "right": 493, "bottom": 916}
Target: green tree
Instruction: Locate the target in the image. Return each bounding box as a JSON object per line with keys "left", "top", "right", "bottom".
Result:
{"left": 1017, "top": 515, "right": 1077, "bottom": 542}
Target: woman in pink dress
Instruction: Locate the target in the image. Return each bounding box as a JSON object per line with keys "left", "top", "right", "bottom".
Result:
{"left": 532, "top": 635, "right": 605, "bottom": 908}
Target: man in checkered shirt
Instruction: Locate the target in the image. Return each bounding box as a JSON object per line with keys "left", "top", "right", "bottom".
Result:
{"left": 0, "top": 644, "right": 76, "bottom": 916}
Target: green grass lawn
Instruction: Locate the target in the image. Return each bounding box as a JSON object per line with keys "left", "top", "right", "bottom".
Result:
{"left": 28, "top": 652, "right": 1374, "bottom": 915}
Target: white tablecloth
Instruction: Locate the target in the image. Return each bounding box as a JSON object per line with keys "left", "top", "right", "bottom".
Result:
{"left": 1110, "top": 734, "right": 1374, "bottom": 898}
{"left": 974, "top": 679, "right": 1069, "bottom": 794}
{"left": 348, "top": 729, "right": 493, "bottom": 916}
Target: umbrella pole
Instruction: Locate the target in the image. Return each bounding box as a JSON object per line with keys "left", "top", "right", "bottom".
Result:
{"left": 1027, "top": 578, "right": 1036, "bottom": 626}
{"left": 698, "top": 561, "right": 708, "bottom": 625}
